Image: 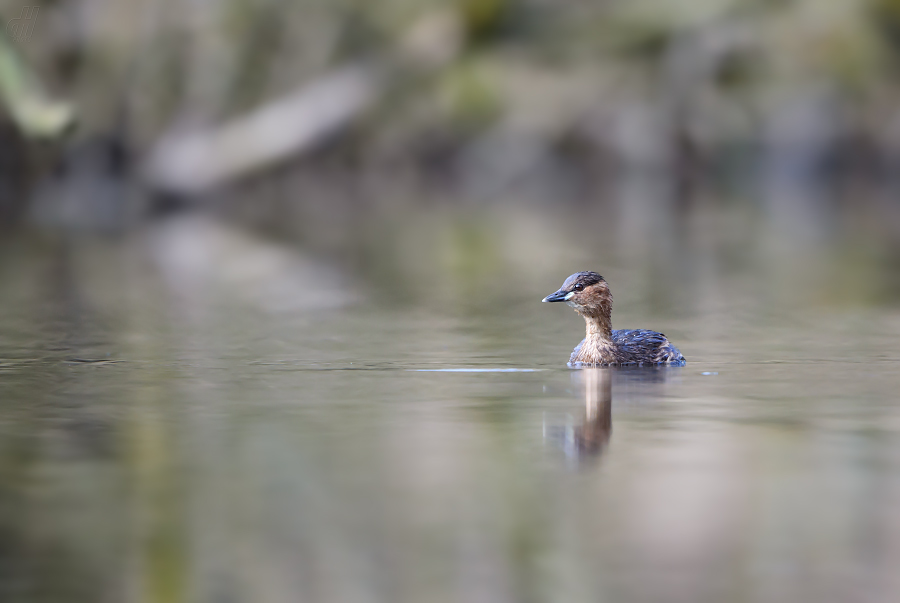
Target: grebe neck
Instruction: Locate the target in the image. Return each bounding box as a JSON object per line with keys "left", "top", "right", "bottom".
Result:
{"left": 584, "top": 313, "right": 613, "bottom": 345}
{"left": 571, "top": 310, "right": 617, "bottom": 365}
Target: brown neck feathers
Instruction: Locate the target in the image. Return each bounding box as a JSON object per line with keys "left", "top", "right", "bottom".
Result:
{"left": 578, "top": 283, "right": 613, "bottom": 343}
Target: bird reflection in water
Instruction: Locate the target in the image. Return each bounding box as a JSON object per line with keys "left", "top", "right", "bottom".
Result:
{"left": 544, "top": 368, "right": 613, "bottom": 462}
{"left": 544, "top": 367, "right": 677, "bottom": 462}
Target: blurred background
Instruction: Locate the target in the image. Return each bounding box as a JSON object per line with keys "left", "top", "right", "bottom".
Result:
{"left": 3, "top": 0, "right": 900, "bottom": 602}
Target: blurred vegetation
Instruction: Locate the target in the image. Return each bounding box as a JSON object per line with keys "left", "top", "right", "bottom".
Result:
{"left": 2, "top": 0, "right": 900, "bottom": 292}
{"left": 0, "top": 31, "right": 73, "bottom": 139}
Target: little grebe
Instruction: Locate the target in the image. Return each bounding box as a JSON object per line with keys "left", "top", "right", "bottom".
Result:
{"left": 543, "top": 271, "right": 685, "bottom": 367}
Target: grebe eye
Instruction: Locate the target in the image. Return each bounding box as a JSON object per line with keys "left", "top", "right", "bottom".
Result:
{"left": 574, "top": 283, "right": 584, "bottom": 292}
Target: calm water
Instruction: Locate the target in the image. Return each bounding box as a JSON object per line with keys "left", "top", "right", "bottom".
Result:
{"left": 2, "top": 227, "right": 900, "bottom": 603}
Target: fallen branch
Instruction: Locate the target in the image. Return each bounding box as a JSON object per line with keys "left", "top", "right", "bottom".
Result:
{"left": 144, "top": 65, "right": 382, "bottom": 194}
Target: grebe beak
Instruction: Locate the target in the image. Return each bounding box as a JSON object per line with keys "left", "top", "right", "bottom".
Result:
{"left": 542, "top": 289, "right": 572, "bottom": 303}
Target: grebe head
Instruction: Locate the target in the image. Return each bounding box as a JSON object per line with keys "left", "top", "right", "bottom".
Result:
{"left": 542, "top": 271, "right": 611, "bottom": 317}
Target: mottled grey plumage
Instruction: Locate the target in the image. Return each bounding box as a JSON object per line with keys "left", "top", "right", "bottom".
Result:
{"left": 569, "top": 329, "right": 685, "bottom": 367}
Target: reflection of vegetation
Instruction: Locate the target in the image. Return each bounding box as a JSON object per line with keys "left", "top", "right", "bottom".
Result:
{"left": 131, "top": 384, "right": 187, "bottom": 603}
{"left": 440, "top": 215, "right": 504, "bottom": 305}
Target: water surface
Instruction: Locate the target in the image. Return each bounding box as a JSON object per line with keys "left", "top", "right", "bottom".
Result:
{"left": 1, "top": 233, "right": 900, "bottom": 603}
